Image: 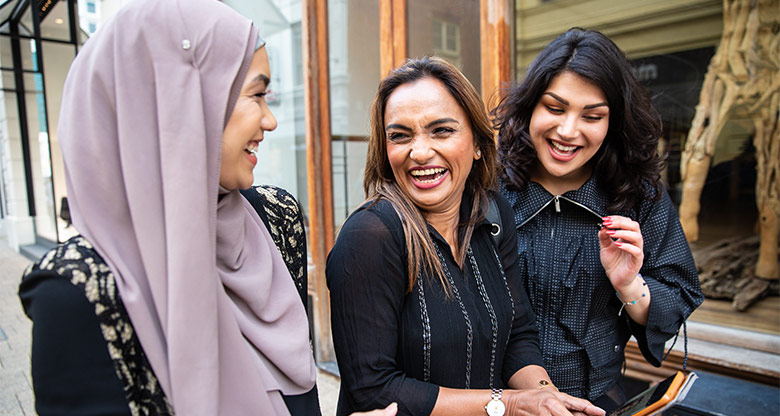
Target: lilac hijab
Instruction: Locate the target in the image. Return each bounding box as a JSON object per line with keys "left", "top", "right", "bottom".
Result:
{"left": 56, "top": 0, "right": 315, "bottom": 414}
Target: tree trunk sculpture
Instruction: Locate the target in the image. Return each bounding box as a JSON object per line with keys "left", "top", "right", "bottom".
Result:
{"left": 679, "top": 0, "right": 780, "bottom": 280}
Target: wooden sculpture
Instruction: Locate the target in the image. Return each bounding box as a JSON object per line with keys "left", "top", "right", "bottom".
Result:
{"left": 679, "top": 0, "right": 779, "bottom": 301}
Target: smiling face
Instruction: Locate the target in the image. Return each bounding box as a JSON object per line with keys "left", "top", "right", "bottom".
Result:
{"left": 219, "top": 47, "right": 277, "bottom": 190}
{"left": 529, "top": 71, "right": 609, "bottom": 194}
{"left": 385, "top": 77, "right": 479, "bottom": 215}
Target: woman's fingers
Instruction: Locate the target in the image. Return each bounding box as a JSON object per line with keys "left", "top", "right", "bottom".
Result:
{"left": 506, "top": 389, "right": 581, "bottom": 416}
{"left": 601, "top": 216, "right": 643, "bottom": 253}
{"left": 602, "top": 215, "right": 639, "bottom": 231}
{"left": 559, "top": 393, "right": 606, "bottom": 416}
{"left": 599, "top": 216, "right": 645, "bottom": 288}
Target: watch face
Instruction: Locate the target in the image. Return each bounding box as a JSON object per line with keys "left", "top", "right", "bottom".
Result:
{"left": 485, "top": 399, "right": 506, "bottom": 416}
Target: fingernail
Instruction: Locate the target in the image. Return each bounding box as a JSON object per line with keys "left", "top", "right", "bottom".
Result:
{"left": 615, "top": 241, "right": 622, "bottom": 247}
{"left": 606, "top": 230, "right": 616, "bottom": 236}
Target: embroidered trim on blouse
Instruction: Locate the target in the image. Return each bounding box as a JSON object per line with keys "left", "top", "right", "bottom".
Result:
{"left": 491, "top": 245, "right": 515, "bottom": 346}
{"left": 468, "top": 246, "right": 499, "bottom": 389}
{"left": 435, "top": 245, "right": 473, "bottom": 389}
{"left": 416, "top": 271, "right": 432, "bottom": 382}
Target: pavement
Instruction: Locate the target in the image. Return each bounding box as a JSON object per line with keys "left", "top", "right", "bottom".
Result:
{"left": 0, "top": 234, "right": 340, "bottom": 415}
{"left": 0, "top": 235, "right": 34, "bottom": 416}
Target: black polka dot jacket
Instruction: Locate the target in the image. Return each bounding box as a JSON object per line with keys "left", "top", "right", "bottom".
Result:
{"left": 500, "top": 176, "right": 702, "bottom": 402}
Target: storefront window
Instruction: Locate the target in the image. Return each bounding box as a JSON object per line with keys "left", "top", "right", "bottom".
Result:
{"left": 35, "top": 0, "right": 72, "bottom": 42}
{"left": 41, "top": 40, "right": 77, "bottom": 242}
{"left": 25, "top": 45, "right": 58, "bottom": 244}
{"left": 0, "top": 0, "right": 78, "bottom": 248}
{"left": 329, "top": 0, "right": 380, "bottom": 226}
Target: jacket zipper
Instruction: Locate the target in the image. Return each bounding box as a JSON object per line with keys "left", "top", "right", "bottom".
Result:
{"left": 556, "top": 195, "right": 604, "bottom": 219}
{"left": 517, "top": 194, "right": 604, "bottom": 229}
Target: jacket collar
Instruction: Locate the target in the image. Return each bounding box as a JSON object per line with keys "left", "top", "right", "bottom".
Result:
{"left": 501, "top": 175, "right": 610, "bottom": 229}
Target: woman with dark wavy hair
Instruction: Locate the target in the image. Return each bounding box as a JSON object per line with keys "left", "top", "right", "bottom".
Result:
{"left": 492, "top": 28, "right": 702, "bottom": 411}
{"left": 328, "top": 57, "right": 604, "bottom": 416}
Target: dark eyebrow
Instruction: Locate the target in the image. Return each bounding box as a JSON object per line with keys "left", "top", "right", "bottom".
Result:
{"left": 386, "top": 118, "right": 459, "bottom": 132}
{"left": 544, "top": 92, "right": 568, "bottom": 106}
{"left": 584, "top": 102, "right": 608, "bottom": 110}
{"left": 425, "top": 118, "right": 458, "bottom": 129}
{"left": 249, "top": 73, "right": 270, "bottom": 87}
{"left": 544, "top": 92, "right": 608, "bottom": 110}
{"left": 386, "top": 123, "right": 412, "bottom": 132}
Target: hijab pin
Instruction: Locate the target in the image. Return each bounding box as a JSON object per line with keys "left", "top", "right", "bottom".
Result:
{"left": 182, "top": 39, "right": 191, "bottom": 50}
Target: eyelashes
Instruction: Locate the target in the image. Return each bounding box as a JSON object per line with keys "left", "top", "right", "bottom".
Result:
{"left": 386, "top": 127, "right": 456, "bottom": 143}
{"left": 544, "top": 105, "right": 605, "bottom": 121}
{"left": 387, "top": 132, "right": 408, "bottom": 142}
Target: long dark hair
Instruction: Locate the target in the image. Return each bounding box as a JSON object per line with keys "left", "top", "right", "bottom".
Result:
{"left": 364, "top": 56, "right": 497, "bottom": 293}
{"left": 492, "top": 28, "right": 664, "bottom": 210}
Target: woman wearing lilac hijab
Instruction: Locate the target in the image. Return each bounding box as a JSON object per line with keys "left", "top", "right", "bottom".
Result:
{"left": 17, "top": 0, "right": 342, "bottom": 414}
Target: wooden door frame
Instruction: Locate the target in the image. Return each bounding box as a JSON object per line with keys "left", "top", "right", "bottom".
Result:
{"left": 480, "top": 0, "right": 513, "bottom": 112}
{"left": 302, "top": 0, "right": 513, "bottom": 364}
{"left": 302, "top": 0, "right": 335, "bottom": 363}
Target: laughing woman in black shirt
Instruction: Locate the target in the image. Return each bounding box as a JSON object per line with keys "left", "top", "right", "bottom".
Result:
{"left": 326, "top": 57, "right": 604, "bottom": 416}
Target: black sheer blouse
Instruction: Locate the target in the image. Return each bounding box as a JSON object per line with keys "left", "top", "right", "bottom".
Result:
{"left": 327, "top": 193, "right": 543, "bottom": 416}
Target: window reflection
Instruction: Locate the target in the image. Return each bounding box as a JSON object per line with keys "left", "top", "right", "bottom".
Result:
{"left": 408, "top": 0, "right": 480, "bottom": 94}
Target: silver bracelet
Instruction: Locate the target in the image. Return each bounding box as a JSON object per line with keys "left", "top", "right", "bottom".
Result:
{"left": 616, "top": 274, "right": 647, "bottom": 316}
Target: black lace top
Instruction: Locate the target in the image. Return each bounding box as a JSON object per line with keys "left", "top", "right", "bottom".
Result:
{"left": 20, "top": 236, "right": 173, "bottom": 415}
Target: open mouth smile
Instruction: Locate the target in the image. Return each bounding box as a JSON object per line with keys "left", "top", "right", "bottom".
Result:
{"left": 244, "top": 141, "right": 259, "bottom": 165}
{"left": 548, "top": 139, "right": 581, "bottom": 160}
{"left": 244, "top": 141, "right": 258, "bottom": 155}
{"left": 410, "top": 167, "right": 447, "bottom": 183}
{"left": 409, "top": 167, "right": 448, "bottom": 189}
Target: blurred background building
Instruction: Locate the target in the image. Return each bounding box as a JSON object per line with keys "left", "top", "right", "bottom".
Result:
{"left": 0, "top": 0, "right": 776, "bottom": 396}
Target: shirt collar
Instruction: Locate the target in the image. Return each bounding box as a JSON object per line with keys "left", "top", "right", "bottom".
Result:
{"left": 425, "top": 189, "right": 491, "bottom": 246}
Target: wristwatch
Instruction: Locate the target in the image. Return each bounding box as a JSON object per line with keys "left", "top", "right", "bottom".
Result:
{"left": 485, "top": 388, "right": 505, "bottom": 416}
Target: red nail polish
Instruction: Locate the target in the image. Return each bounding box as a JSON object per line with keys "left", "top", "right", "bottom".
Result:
{"left": 614, "top": 241, "right": 622, "bottom": 247}
{"left": 606, "top": 230, "right": 616, "bottom": 236}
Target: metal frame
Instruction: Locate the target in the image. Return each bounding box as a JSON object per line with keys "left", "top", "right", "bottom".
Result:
{"left": 9, "top": 2, "right": 35, "bottom": 218}
{"left": 0, "top": 0, "right": 79, "bottom": 243}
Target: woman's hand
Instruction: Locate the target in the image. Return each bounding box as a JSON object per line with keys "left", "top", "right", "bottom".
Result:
{"left": 504, "top": 389, "right": 605, "bottom": 416}
{"left": 350, "top": 402, "right": 398, "bottom": 416}
{"left": 598, "top": 215, "right": 643, "bottom": 291}
{"left": 599, "top": 215, "right": 650, "bottom": 325}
